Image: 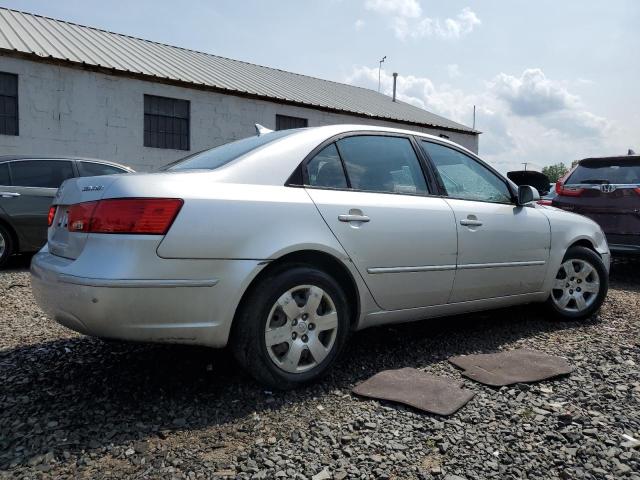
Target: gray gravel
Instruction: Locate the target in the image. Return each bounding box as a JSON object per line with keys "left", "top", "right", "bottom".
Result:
{"left": 1, "top": 254, "right": 639, "bottom": 479}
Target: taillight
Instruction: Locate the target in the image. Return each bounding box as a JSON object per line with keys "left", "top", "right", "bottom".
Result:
{"left": 537, "top": 199, "right": 552, "bottom": 206}
{"left": 47, "top": 206, "right": 57, "bottom": 227}
{"left": 67, "top": 201, "right": 98, "bottom": 232}
{"left": 635, "top": 188, "right": 640, "bottom": 196}
{"left": 67, "top": 198, "right": 183, "bottom": 235}
{"left": 556, "top": 180, "right": 584, "bottom": 197}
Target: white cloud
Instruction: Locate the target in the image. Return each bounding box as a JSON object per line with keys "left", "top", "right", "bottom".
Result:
{"left": 489, "top": 68, "right": 610, "bottom": 138}
{"left": 446, "top": 63, "right": 461, "bottom": 79}
{"left": 365, "top": 1, "right": 480, "bottom": 40}
{"left": 354, "top": 18, "right": 365, "bottom": 31}
{"left": 345, "top": 66, "right": 618, "bottom": 172}
{"left": 365, "top": 0, "right": 422, "bottom": 19}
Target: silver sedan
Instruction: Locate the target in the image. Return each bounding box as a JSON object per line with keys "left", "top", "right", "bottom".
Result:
{"left": 31, "top": 125, "right": 610, "bottom": 388}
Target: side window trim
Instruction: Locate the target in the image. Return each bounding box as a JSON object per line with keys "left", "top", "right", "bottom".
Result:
{"left": 332, "top": 141, "right": 352, "bottom": 189}
{"left": 419, "top": 139, "right": 516, "bottom": 204}
{"left": 296, "top": 131, "right": 434, "bottom": 196}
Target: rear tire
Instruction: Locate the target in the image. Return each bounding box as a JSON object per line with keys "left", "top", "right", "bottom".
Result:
{"left": 0, "top": 224, "right": 14, "bottom": 269}
{"left": 231, "top": 264, "right": 351, "bottom": 390}
{"left": 545, "top": 246, "right": 608, "bottom": 321}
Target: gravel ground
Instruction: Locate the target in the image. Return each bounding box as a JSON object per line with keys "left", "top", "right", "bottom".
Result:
{"left": 1, "top": 255, "right": 639, "bottom": 480}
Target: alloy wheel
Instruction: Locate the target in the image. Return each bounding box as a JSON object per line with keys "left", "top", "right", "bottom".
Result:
{"left": 551, "top": 258, "right": 600, "bottom": 313}
{"left": 264, "top": 284, "right": 339, "bottom": 373}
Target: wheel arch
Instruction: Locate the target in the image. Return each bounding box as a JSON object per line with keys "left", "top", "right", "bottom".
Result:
{"left": 232, "top": 249, "right": 361, "bottom": 332}
{"left": 567, "top": 238, "right": 600, "bottom": 256}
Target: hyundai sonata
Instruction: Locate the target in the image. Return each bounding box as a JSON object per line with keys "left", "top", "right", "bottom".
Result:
{"left": 31, "top": 125, "right": 610, "bottom": 388}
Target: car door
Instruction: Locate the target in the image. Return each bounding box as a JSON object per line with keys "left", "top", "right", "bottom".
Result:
{"left": 304, "top": 134, "right": 458, "bottom": 311}
{"left": 420, "top": 140, "right": 551, "bottom": 303}
{"left": 0, "top": 159, "right": 75, "bottom": 250}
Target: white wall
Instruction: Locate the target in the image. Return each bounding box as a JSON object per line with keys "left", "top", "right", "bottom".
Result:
{"left": 0, "top": 56, "right": 479, "bottom": 172}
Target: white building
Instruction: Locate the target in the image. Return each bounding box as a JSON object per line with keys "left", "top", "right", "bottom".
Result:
{"left": 0, "top": 8, "right": 479, "bottom": 172}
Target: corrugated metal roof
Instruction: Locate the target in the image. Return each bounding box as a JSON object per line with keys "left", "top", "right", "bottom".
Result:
{"left": 0, "top": 7, "right": 477, "bottom": 134}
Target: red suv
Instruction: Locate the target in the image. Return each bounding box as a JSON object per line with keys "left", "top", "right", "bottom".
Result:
{"left": 553, "top": 154, "right": 640, "bottom": 254}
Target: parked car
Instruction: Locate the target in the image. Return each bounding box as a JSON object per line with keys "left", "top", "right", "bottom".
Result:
{"left": 538, "top": 183, "right": 557, "bottom": 206}
{"left": 0, "top": 156, "right": 133, "bottom": 267}
{"left": 553, "top": 155, "right": 640, "bottom": 254}
{"left": 30, "top": 125, "right": 610, "bottom": 389}
{"left": 507, "top": 170, "right": 554, "bottom": 205}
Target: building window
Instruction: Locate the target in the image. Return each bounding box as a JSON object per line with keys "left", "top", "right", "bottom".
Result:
{"left": 276, "top": 114, "right": 308, "bottom": 131}
{"left": 0, "top": 72, "right": 18, "bottom": 136}
{"left": 144, "top": 94, "right": 189, "bottom": 150}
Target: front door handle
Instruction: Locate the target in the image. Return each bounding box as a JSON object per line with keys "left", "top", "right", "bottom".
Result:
{"left": 460, "top": 219, "right": 482, "bottom": 227}
{"left": 0, "top": 192, "right": 20, "bottom": 198}
{"left": 338, "top": 214, "right": 370, "bottom": 223}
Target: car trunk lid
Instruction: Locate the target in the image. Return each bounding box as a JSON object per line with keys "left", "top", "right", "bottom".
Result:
{"left": 48, "top": 175, "right": 121, "bottom": 259}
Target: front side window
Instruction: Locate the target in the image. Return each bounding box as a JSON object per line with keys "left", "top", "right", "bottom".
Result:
{"left": 78, "top": 162, "right": 128, "bottom": 177}
{"left": 144, "top": 94, "right": 190, "bottom": 150}
{"left": 10, "top": 160, "right": 75, "bottom": 188}
{"left": 421, "top": 141, "right": 512, "bottom": 203}
{"left": 306, "top": 144, "right": 347, "bottom": 189}
{"left": 0, "top": 163, "right": 9, "bottom": 185}
{"left": 336, "top": 136, "right": 428, "bottom": 195}
{"left": 0, "top": 72, "right": 18, "bottom": 136}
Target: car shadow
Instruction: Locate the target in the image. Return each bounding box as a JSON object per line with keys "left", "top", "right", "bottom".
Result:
{"left": 1, "top": 253, "right": 34, "bottom": 272}
{"left": 0, "top": 299, "right": 599, "bottom": 469}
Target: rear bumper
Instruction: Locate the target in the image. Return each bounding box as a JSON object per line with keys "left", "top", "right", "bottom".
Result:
{"left": 30, "top": 248, "right": 262, "bottom": 347}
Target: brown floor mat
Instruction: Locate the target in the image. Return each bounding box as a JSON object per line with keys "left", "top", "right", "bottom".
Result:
{"left": 352, "top": 368, "right": 475, "bottom": 416}
{"left": 448, "top": 349, "right": 573, "bottom": 386}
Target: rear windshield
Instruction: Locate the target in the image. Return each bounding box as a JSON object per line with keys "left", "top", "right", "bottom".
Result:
{"left": 163, "top": 130, "right": 297, "bottom": 171}
{"left": 567, "top": 160, "right": 640, "bottom": 185}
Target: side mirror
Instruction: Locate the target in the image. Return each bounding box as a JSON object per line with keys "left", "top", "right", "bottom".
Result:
{"left": 517, "top": 185, "right": 540, "bottom": 205}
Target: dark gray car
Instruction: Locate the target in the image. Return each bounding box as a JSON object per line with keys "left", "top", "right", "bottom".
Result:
{"left": 0, "top": 156, "right": 133, "bottom": 267}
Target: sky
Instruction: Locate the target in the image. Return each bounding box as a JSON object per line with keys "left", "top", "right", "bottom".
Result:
{"left": 1, "top": 0, "right": 638, "bottom": 172}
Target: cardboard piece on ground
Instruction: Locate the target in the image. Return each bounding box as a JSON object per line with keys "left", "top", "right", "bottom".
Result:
{"left": 448, "top": 348, "right": 572, "bottom": 387}
{"left": 352, "top": 367, "right": 475, "bottom": 416}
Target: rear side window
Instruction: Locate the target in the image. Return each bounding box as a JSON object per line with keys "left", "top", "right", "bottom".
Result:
{"left": 78, "top": 162, "right": 128, "bottom": 177}
{"left": 10, "top": 160, "right": 75, "bottom": 188}
{"left": 0, "top": 163, "right": 9, "bottom": 185}
{"left": 306, "top": 144, "right": 347, "bottom": 189}
{"left": 567, "top": 161, "right": 640, "bottom": 184}
{"left": 336, "top": 136, "right": 428, "bottom": 195}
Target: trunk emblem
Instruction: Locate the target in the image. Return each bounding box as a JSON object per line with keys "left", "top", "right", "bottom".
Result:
{"left": 600, "top": 184, "right": 616, "bottom": 193}
{"left": 82, "top": 185, "right": 104, "bottom": 192}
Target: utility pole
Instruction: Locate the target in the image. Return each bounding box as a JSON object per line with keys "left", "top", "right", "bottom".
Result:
{"left": 378, "top": 56, "right": 386, "bottom": 92}
{"left": 522, "top": 162, "right": 528, "bottom": 171}
{"left": 472, "top": 105, "right": 476, "bottom": 130}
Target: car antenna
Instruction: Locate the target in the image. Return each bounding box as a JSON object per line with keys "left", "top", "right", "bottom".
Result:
{"left": 255, "top": 124, "right": 273, "bottom": 136}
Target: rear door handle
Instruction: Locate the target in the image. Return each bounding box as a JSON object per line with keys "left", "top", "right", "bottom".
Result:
{"left": 0, "top": 192, "right": 20, "bottom": 198}
{"left": 460, "top": 219, "right": 482, "bottom": 227}
{"left": 338, "top": 214, "right": 370, "bottom": 223}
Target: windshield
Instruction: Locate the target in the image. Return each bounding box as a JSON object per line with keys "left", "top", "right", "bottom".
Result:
{"left": 163, "top": 129, "right": 298, "bottom": 171}
{"left": 567, "top": 160, "right": 640, "bottom": 185}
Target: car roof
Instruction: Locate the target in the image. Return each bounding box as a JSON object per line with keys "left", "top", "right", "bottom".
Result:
{"left": 0, "top": 155, "right": 134, "bottom": 171}
{"left": 283, "top": 124, "right": 479, "bottom": 156}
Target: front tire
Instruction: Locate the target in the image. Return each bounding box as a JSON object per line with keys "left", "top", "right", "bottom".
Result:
{"left": 545, "top": 246, "right": 608, "bottom": 321}
{"left": 231, "top": 264, "right": 351, "bottom": 390}
{"left": 0, "top": 224, "right": 14, "bottom": 269}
